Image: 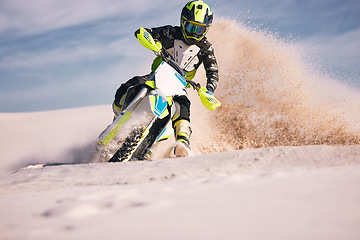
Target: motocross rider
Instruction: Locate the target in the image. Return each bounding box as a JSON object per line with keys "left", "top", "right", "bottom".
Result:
{"left": 112, "top": 0, "right": 219, "bottom": 157}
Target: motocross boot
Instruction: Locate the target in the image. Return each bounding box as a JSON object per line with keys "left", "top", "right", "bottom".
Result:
{"left": 171, "top": 120, "right": 192, "bottom": 157}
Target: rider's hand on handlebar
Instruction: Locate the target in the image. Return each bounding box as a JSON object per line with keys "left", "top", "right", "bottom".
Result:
{"left": 206, "top": 89, "right": 214, "bottom": 96}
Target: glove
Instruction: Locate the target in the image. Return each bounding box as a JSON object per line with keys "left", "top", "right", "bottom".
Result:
{"left": 186, "top": 82, "right": 192, "bottom": 88}
{"left": 206, "top": 89, "right": 214, "bottom": 96}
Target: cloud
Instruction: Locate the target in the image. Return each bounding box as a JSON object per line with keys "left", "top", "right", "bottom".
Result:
{"left": 0, "top": 38, "right": 134, "bottom": 69}
{"left": 0, "top": 0, "right": 181, "bottom": 36}
{"left": 318, "top": 28, "right": 360, "bottom": 60}
{"left": 306, "top": 27, "right": 360, "bottom": 74}
{"left": 0, "top": 0, "right": 182, "bottom": 69}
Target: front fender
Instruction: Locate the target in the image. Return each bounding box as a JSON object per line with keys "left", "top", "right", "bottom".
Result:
{"left": 149, "top": 90, "right": 169, "bottom": 119}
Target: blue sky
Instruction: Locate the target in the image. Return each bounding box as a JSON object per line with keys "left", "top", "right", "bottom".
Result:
{"left": 0, "top": 0, "right": 359, "bottom": 112}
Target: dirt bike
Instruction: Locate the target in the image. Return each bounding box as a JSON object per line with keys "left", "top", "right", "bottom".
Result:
{"left": 96, "top": 27, "right": 221, "bottom": 162}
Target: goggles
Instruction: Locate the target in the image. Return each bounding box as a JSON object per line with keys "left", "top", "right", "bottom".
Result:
{"left": 182, "top": 19, "right": 207, "bottom": 36}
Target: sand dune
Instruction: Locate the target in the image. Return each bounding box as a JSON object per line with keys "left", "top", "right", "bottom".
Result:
{"left": 0, "top": 141, "right": 359, "bottom": 240}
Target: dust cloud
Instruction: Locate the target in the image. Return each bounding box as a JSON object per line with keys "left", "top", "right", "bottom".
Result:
{"left": 189, "top": 19, "right": 360, "bottom": 154}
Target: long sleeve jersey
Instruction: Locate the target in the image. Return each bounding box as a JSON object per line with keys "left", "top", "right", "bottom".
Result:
{"left": 136, "top": 25, "right": 219, "bottom": 92}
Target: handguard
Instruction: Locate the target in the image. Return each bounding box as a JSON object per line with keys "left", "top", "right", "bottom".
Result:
{"left": 137, "top": 27, "right": 162, "bottom": 53}
{"left": 197, "top": 86, "right": 221, "bottom": 110}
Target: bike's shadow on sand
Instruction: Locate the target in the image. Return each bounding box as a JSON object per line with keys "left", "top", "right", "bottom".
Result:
{"left": 12, "top": 142, "right": 100, "bottom": 171}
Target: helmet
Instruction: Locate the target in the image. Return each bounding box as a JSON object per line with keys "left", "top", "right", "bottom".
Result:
{"left": 180, "top": 0, "right": 213, "bottom": 44}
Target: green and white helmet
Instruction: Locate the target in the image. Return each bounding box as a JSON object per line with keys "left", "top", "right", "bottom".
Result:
{"left": 180, "top": 0, "right": 213, "bottom": 44}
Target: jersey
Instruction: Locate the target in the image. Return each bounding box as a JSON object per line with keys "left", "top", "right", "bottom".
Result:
{"left": 138, "top": 25, "right": 219, "bottom": 92}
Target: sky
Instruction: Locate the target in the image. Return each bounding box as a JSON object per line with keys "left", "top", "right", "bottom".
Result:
{"left": 0, "top": 0, "right": 359, "bottom": 112}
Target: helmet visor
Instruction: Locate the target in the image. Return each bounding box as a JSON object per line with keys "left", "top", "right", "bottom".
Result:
{"left": 183, "top": 20, "right": 207, "bottom": 35}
